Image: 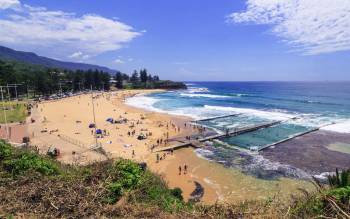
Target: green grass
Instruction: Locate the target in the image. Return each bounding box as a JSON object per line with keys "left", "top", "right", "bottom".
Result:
{"left": 0, "top": 101, "right": 27, "bottom": 123}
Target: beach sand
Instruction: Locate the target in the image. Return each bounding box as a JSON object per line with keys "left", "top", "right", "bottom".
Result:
{"left": 27, "top": 90, "right": 313, "bottom": 204}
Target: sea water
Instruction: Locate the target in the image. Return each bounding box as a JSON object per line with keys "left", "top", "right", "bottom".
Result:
{"left": 126, "top": 82, "right": 350, "bottom": 178}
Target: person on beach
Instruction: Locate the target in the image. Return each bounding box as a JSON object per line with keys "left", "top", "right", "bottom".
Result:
{"left": 184, "top": 164, "right": 188, "bottom": 174}
{"left": 179, "top": 166, "right": 182, "bottom": 175}
{"left": 132, "top": 150, "right": 135, "bottom": 158}
{"left": 156, "top": 154, "right": 160, "bottom": 163}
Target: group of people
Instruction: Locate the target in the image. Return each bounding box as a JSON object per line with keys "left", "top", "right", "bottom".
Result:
{"left": 178, "top": 164, "right": 188, "bottom": 175}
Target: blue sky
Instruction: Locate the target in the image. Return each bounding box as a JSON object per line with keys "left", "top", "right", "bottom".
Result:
{"left": 0, "top": 0, "right": 349, "bottom": 81}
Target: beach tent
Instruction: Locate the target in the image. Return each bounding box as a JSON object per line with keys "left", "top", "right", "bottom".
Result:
{"left": 106, "top": 118, "right": 114, "bottom": 123}
{"left": 115, "top": 118, "right": 127, "bottom": 124}
{"left": 89, "top": 123, "right": 95, "bottom": 128}
{"left": 137, "top": 133, "right": 147, "bottom": 140}
{"left": 96, "top": 129, "right": 102, "bottom": 135}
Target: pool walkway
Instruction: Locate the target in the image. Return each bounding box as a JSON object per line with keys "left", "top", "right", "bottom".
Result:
{"left": 153, "top": 120, "right": 282, "bottom": 152}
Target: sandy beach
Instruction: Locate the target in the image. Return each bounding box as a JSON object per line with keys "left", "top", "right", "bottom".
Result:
{"left": 26, "top": 90, "right": 313, "bottom": 204}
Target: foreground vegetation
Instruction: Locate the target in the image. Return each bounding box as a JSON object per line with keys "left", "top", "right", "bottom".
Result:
{"left": 0, "top": 102, "right": 27, "bottom": 123}
{"left": 0, "top": 141, "right": 349, "bottom": 218}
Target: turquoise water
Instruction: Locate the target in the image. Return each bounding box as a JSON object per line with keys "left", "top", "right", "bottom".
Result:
{"left": 127, "top": 81, "right": 350, "bottom": 153}
{"left": 221, "top": 123, "right": 313, "bottom": 150}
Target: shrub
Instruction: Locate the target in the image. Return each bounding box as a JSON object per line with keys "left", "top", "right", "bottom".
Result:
{"left": 328, "top": 168, "right": 350, "bottom": 188}
{"left": 0, "top": 140, "right": 14, "bottom": 160}
{"left": 327, "top": 186, "right": 350, "bottom": 204}
{"left": 170, "top": 187, "right": 183, "bottom": 201}
{"left": 105, "top": 159, "right": 144, "bottom": 203}
{"left": 130, "top": 171, "right": 186, "bottom": 212}
{"left": 3, "top": 151, "right": 59, "bottom": 176}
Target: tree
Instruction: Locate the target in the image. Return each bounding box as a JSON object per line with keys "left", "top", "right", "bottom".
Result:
{"left": 101, "top": 72, "right": 110, "bottom": 91}
{"left": 140, "top": 69, "right": 148, "bottom": 83}
{"left": 153, "top": 75, "right": 160, "bottom": 81}
{"left": 115, "top": 71, "right": 123, "bottom": 89}
{"left": 130, "top": 70, "right": 139, "bottom": 84}
{"left": 122, "top": 73, "right": 129, "bottom": 81}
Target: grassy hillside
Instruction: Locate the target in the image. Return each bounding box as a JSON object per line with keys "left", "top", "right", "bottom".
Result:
{"left": 0, "top": 102, "right": 27, "bottom": 123}
{"left": 0, "top": 141, "right": 349, "bottom": 218}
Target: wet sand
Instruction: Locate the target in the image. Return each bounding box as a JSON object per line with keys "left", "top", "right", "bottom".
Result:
{"left": 153, "top": 147, "right": 313, "bottom": 204}
{"left": 262, "top": 130, "right": 350, "bottom": 174}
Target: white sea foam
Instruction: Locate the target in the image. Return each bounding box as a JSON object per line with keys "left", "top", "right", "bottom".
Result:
{"left": 203, "top": 105, "right": 294, "bottom": 121}
{"left": 194, "top": 148, "right": 214, "bottom": 161}
{"left": 125, "top": 95, "right": 211, "bottom": 119}
{"left": 187, "top": 87, "right": 210, "bottom": 93}
{"left": 247, "top": 154, "right": 311, "bottom": 179}
{"left": 232, "top": 93, "right": 249, "bottom": 97}
{"left": 126, "top": 96, "right": 295, "bottom": 121}
{"left": 125, "top": 95, "right": 163, "bottom": 113}
{"left": 321, "top": 119, "right": 350, "bottom": 133}
{"left": 180, "top": 93, "right": 230, "bottom": 99}
{"left": 126, "top": 93, "right": 350, "bottom": 134}
{"left": 313, "top": 172, "right": 334, "bottom": 181}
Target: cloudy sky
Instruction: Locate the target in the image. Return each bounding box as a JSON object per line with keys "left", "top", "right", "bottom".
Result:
{"left": 0, "top": 0, "right": 349, "bottom": 81}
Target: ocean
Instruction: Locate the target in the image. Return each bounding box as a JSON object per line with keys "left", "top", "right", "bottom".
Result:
{"left": 126, "top": 82, "right": 350, "bottom": 179}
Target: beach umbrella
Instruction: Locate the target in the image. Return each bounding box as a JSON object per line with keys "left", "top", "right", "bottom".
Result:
{"left": 96, "top": 129, "right": 102, "bottom": 134}
{"left": 106, "top": 118, "right": 114, "bottom": 123}
{"left": 89, "top": 123, "right": 95, "bottom": 128}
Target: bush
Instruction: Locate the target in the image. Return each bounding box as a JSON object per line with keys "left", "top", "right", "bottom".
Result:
{"left": 328, "top": 186, "right": 350, "bottom": 204}
{"left": 130, "top": 171, "right": 186, "bottom": 212}
{"left": 105, "top": 159, "right": 144, "bottom": 203}
{"left": 328, "top": 168, "right": 350, "bottom": 188}
{"left": 0, "top": 142, "right": 60, "bottom": 176}
{"left": 3, "top": 152, "right": 60, "bottom": 175}
{"left": 0, "top": 140, "right": 13, "bottom": 160}
{"left": 170, "top": 187, "right": 183, "bottom": 201}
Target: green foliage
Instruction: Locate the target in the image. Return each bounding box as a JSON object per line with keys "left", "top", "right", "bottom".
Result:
{"left": 103, "top": 159, "right": 186, "bottom": 212}
{"left": 291, "top": 170, "right": 350, "bottom": 218}
{"left": 0, "top": 140, "right": 13, "bottom": 160}
{"left": 0, "top": 141, "right": 59, "bottom": 176}
{"left": 170, "top": 187, "right": 184, "bottom": 201}
{"left": 0, "top": 59, "right": 111, "bottom": 97}
{"left": 130, "top": 171, "right": 187, "bottom": 212}
{"left": 105, "top": 159, "right": 144, "bottom": 203}
{"left": 328, "top": 168, "right": 350, "bottom": 188}
{"left": 3, "top": 152, "right": 60, "bottom": 175}
{"left": 0, "top": 102, "right": 27, "bottom": 123}
{"left": 327, "top": 186, "right": 350, "bottom": 204}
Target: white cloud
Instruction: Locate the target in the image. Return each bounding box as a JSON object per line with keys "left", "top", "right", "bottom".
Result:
{"left": 0, "top": 0, "right": 19, "bottom": 9}
{"left": 69, "top": 51, "right": 90, "bottom": 60}
{"left": 228, "top": 0, "right": 350, "bottom": 55}
{"left": 113, "top": 57, "right": 133, "bottom": 64}
{"left": 172, "top": 61, "right": 189, "bottom": 65}
{"left": 0, "top": 1, "right": 141, "bottom": 59}
{"left": 114, "top": 59, "right": 125, "bottom": 64}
